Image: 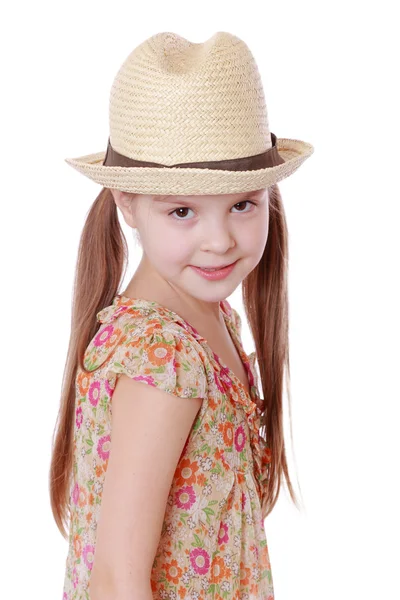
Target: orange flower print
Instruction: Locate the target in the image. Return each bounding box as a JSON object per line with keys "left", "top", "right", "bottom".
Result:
{"left": 73, "top": 534, "right": 82, "bottom": 558}
{"left": 63, "top": 295, "right": 276, "bottom": 599}
{"left": 239, "top": 562, "right": 251, "bottom": 586}
{"left": 210, "top": 556, "right": 226, "bottom": 583}
{"left": 174, "top": 458, "right": 199, "bottom": 487}
{"left": 208, "top": 396, "right": 218, "bottom": 410}
{"left": 146, "top": 341, "right": 175, "bottom": 366}
{"left": 196, "top": 472, "right": 206, "bottom": 486}
{"left": 222, "top": 421, "right": 234, "bottom": 446}
{"left": 77, "top": 371, "right": 90, "bottom": 396}
{"left": 262, "top": 445, "right": 272, "bottom": 466}
{"left": 237, "top": 471, "right": 245, "bottom": 485}
{"left": 162, "top": 559, "right": 183, "bottom": 584}
{"left": 250, "top": 581, "right": 259, "bottom": 595}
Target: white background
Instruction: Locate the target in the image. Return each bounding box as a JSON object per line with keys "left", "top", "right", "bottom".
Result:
{"left": 2, "top": 1, "right": 399, "bottom": 598}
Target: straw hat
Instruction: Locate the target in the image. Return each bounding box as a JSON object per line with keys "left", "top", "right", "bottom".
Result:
{"left": 65, "top": 31, "right": 314, "bottom": 195}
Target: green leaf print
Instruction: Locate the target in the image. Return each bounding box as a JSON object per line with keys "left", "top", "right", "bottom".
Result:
{"left": 191, "top": 533, "right": 203, "bottom": 548}
{"left": 211, "top": 462, "right": 224, "bottom": 476}
{"left": 203, "top": 507, "right": 216, "bottom": 517}
{"left": 86, "top": 438, "right": 94, "bottom": 446}
{"left": 182, "top": 360, "right": 191, "bottom": 372}
{"left": 192, "top": 418, "right": 201, "bottom": 432}
{"left": 199, "top": 443, "right": 210, "bottom": 453}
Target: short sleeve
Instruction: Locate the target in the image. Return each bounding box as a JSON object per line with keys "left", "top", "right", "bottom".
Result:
{"left": 104, "top": 323, "right": 208, "bottom": 399}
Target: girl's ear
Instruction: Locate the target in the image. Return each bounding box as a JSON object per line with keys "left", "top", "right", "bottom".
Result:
{"left": 110, "top": 188, "right": 136, "bottom": 229}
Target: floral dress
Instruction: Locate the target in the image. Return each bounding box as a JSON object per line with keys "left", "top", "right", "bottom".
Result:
{"left": 62, "top": 294, "right": 274, "bottom": 600}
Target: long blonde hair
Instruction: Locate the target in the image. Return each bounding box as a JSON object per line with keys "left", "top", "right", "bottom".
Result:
{"left": 49, "top": 183, "right": 300, "bottom": 539}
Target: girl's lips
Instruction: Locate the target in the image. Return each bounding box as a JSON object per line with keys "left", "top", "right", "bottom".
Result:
{"left": 190, "top": 260, "right": 238, "bottom": 281}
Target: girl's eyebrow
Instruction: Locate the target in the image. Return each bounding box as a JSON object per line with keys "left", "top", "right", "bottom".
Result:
{"left": 152, "top": 192, "right": 261, "bottom": 204}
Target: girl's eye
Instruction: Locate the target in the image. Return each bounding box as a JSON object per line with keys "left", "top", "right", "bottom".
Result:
{"left": 168, "top": 200, "right": 257, "bottom": 221}
{"left": 231, "top": 200, "right": 257, "bottom": 213}
{"left": 169, "top": 207, "right": 195, "bottom": 220}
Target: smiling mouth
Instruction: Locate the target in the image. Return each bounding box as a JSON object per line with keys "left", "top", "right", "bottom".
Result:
{"left": 194, "top": 260, "right": 237, "bottom": 270}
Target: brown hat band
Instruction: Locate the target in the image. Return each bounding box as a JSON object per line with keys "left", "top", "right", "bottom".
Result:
{"left": 102, "top": 132, "right": 285, "bottom": 172}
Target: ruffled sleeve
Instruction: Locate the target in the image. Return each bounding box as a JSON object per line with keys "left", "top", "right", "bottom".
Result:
{"left": 104, "top": 321, "right": 208, "bottom": 400}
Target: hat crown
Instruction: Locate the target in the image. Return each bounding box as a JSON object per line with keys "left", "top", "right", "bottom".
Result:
{"left": 108, "top": 31, "right": 272, "bottom": 165}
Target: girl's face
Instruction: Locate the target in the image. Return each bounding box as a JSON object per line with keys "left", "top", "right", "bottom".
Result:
{"left": 113, "top": 188, "right": 269, "bottom": 303}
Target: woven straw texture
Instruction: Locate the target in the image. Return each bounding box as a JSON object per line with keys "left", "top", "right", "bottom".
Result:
{"left": 65, "top": 31, "right": 314, "bottom": 194}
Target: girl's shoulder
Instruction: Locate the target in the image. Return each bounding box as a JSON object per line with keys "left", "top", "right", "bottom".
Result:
{"left": 82, "top": 295, "right": 210, "bottom": 399}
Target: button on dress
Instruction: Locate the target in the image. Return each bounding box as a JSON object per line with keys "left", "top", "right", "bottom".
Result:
{"left": 62, "top": 294, "right": 274, "bottom": 600}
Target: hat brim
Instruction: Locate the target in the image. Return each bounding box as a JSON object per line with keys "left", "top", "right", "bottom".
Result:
{"left": 64, "top": 137, "right": 314, "bottom": 195}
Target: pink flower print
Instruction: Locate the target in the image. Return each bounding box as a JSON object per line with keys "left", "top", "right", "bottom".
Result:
{"left": 246, "top": 359, "right": 255, "bottom": 386}
{"left": 97, "top": 434, "right": 111, "bottom": 461}
{"left": 252, "top": 544, "right": 259, "bottom": 561}
{"left": 234, "top": 424, "right": 246, "bottom": 453}
{"left": 72, "top": 566, "right": 79, "bottom": 589}
{"left": 72, "top": 482, "right": 80, "bottom": 505}
{"left": 217, "top": 522, "right": 229, "bottom": 545}
{"left": 88, "top": 381, "right": 100, "bottom": 407}
{"left": 190, "top": 547, "right": 210, "bottom": 575}
{"left": 82, "top": 544, "right": 95, "bottom": 570}
{"left": 75, "top": 406, "right": 83, "bottom": 429}
{"left": 104, "top": 378, "right": 113, "bottom": 398}
{"left": 113, "top": 305, "right": 128, "bottom": 319}
{"left": 219, "top": 364, "right": 233, "bottom": 388}
{"left": 63, "top": 592, "right": 68, "bottom": 599}
{"left": 132, "top": 375, "right": 156, "bottom": 385}
{"left": 93, "top": 324, "right": 114, "bottom": 347}
{"left": 213, "top": 371, "right": 225, "bottom": 393}
{"left": 241, "top": 489, "right": 247, "bottom": 511}
{"left": 175, "top": 485, "right": 196, "bottom": 511}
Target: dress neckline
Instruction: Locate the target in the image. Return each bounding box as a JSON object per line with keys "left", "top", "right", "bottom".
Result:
{"left": 110, "top": 294, "right": 258, "bottom": 406}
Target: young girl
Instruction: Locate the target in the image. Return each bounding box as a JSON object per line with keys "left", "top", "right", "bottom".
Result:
{"left": 51, "top": 31, "right": 314, "bottom": 600}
